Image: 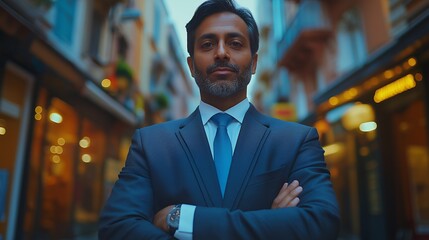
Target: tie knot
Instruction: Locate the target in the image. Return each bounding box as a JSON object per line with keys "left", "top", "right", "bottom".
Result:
{"left": 211, "top": 113, "right": 233, "bottom": 127}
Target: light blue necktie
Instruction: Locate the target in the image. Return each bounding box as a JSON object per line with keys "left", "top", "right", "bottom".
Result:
{"left": 211, "top": 113, "right": 234, "bottom": 197}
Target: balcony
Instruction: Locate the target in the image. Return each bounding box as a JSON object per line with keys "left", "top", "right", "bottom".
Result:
{"left": 278, "top": 0, "right": 332, "bottom": 75}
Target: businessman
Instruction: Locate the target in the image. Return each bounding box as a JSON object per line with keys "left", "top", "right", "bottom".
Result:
{"left": 98, "top": 0, "right": 340, "bottom": 239}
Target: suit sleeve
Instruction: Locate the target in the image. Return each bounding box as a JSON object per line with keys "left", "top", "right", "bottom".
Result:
{"left": 98, "top": 131, "right": 173, "bottom": 240}
{"left": 193, "top": 127, "right": 340, "bottom": 240}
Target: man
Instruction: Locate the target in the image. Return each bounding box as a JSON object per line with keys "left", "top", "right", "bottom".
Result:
{"left": 98, "top": 0, "right": 340, "bottom": 239}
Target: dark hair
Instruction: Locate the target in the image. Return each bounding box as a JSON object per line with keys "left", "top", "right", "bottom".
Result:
{"left": 185, "top": 0, "right": 259, "bottom": 57}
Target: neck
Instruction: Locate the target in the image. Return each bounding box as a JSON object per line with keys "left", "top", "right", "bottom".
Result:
{"left": 201, "top": 93, "right": 246, "bottom": 111}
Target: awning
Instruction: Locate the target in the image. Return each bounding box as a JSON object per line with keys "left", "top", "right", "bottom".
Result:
{"left": 313, "top": 8, "right": 429, "bottom": 105}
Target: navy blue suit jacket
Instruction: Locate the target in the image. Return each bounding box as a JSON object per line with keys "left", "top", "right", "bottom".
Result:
{"left": 99, "top": 105, "right": 340, "bottom": 239}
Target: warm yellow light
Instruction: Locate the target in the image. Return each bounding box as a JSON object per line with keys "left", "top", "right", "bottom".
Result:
{"left": 329, "top": 97, "right": 339, "bottom": 106}
{"left": 394, "top": 66, "right": 402, "bottom": 75}
{"left": 50, "top": 145, "right": 57, "bottom": 154}
{"left": 55, "top": 146, "right": 63, "bottom": 154}
{"left": 57, "top": 138, "right": 66, "bottom": 146}
{"left": 342, "top": 104, "right": 375, "bottom": 130}
{"left": 49, "top": 145, "right": 63, "bottom": 154}
{"left": 101, "top": 79, "right": 111, "bottom": 88}
{"left": 52, "top": 155, "right": 61, "bottom": 163}
{"left": 0, "top": 127, "right": 5, "bottom": 135}
{"left": 344, "top": 88, "right": 358, "bottom": 99}
{"left": 374, "top": 74, "right": 416, "bottom": 103}
{"left": 359, "top": 121, "right": 377, "bottom": 132}
{"left": 415, "top": 73, "right": 423, "bottom": 81}
{"left": 323, "top": 143, "right": 343, "bottom": 156}
{"left": 383, "top": 70, "right": 394, "bottom": 79}
{"left": 49, "top": 112, "right": 63, "bottom": 123}
{"left": 79, "top": 137, "right": 91, "bottom": 148}
{"left": 82, "top": 154, "right": 92, "bottom": 163}
{"left": 408, "top": 58, "right": 417, "bottom": 67}
{"left": 35, "top": 106, "right": 43, "bottom": 114}
{"left": 35, "top": 113, "right": 42, "bottom": 120}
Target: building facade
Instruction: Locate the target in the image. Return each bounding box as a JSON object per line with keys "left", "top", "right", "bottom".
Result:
{"left": 0, "top": 0, "right": 195, "bottom": 239}
{"left": 254, "top": 0, "right": 429, "bottom": 239}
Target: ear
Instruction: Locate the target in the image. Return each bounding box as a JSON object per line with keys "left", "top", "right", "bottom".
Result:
{"left": 251, "top": 53, "right": 258, "bottom": 74}
{"left": 187, "top": 57, "right": 195, "bottom": 77}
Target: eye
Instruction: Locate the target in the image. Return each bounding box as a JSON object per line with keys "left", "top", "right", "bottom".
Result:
{"left": 229, "top": 40, "right": 243, "bottom": 49}
{"left": 201, "top": 41, "right": 215, "bottom": 50}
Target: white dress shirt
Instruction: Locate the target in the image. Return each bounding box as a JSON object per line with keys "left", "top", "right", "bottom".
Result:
{"left": 174, "top": 99, "right": 250, "bottom": 240}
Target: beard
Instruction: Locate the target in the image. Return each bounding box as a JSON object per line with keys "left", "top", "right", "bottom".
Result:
{"left": 193, "top": 60, "right": 253, "bottom": 97}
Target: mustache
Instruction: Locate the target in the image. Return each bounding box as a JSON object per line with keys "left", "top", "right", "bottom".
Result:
{"left": 206, "top": 62, "right": 239, "bottom": 74}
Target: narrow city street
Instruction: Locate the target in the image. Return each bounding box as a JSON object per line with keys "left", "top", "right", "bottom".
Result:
{"left": 1, "top": 0, "right": 429, "bottom": 239}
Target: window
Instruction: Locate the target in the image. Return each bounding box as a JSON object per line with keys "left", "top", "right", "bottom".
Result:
{"left": 336, "top": 8, "right": 367, "bottom": 74}
{"left": 53, "top": 0, "right": 77, "bottom": 45}
{"left": 153, "top": 3, "right": 161, "bottom": 44}
{"left": 89, "top": 9, "right": 103, "bottom": 58}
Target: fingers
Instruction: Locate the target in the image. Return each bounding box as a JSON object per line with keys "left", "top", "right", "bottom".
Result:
{"left": 271, "top": 180, "right": 303, "bottom": 209}
{"left": 153, "top": 205, "right": 174, "bottom": 232}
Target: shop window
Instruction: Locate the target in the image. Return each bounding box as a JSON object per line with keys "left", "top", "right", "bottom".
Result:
{"left": 0, "top": 63, "right": 34, "bottom": 240}
{"left": 23, "top": 92, "right": 120, "bottom": 238}
{"left": 23, "top": 88, "right": 49, "bottom": 239}
{"left": 74, "top": 118, "right": 106, "bottom": 236}
{"left": 390, "top": 100, "right": 429, "bottom": 235}
{"left": 39, "top": 97, "right": 79, "bottom": 239}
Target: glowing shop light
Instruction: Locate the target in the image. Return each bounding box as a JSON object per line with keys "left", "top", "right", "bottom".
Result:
{"left": 374, "top": 74, "right": 416, "bottom": 103}
{"left": 49, "top": 112, "right": 63, "bottom": 123}
{"left": 79, "top": 137, "right": 91, "bottom": 148}
{"left": 359, "top": 121, "right": 377, "bottom": 132}
{"left": 34, "top": 106, "right": 43, "bottom": 120}
{"left": 35, "top": 106, "right": 43, "bottom": 113}
{"left": 0, "top": 127, "right": 5, "bottom": 135}
{"left": 52, "top": 155, "right": 61, "bottom": 163}
{"left": 50, "top": 145, "right": 56, "bottom": 154}
{"left": 0, "top": 119, "right": 6, "bottom": 135}
{"left": 383, "top": 70, "right": 394, "bottom": 79}
{"left": 342, "top": 103, "right": 375, "bottom": 130}
{"left": 57, "top": 138, "right": 66, "bottom": 146}
{"left": 408, "top": 58, "right": 417, "bottom": 67}
{"left": 329, "top": 96, "right": 339, "bottom": 106}
{"left": 101, "top": 79, "right": 111, "bottom": 88}
{"left": 323, "top": 143, "right": 343, "bottom": 156}
{"left": 82, "top": 154, "right": 92, "bottom": 163}
{"left": 35, "top": 114, "right": 42, "bottom": 120}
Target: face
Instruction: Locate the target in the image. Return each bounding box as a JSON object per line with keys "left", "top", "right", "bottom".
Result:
{"left": 187, "top": 12, "right": 258, "bottom": 104}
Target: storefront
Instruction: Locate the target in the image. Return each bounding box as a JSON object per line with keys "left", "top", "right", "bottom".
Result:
{"left": 313, "top": 12, "right": 429, "bottom": 240}
{"left": 20, "top": 85, "right": 134, "bottom": 239}
{"left": 0, "top": 3, "right": 139, "bottom": 239}
{"left": 0, "top": 62, "right": 35, "bottom": 240}
{"left": 0, "top": 62, "right": 136, "bottom": 240}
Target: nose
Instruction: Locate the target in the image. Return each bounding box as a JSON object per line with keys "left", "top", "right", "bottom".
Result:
{"left": 215, "top": 41, "right": 230, "bottom": 60}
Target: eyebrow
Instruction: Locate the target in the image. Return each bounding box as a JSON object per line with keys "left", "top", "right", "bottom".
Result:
{"left": 197, "top": 32, "right": 246, "bottom": 42}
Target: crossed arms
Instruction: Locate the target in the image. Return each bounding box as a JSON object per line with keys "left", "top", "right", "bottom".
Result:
{"left": 99, "top": 127, "right": 340, "bottom": 240}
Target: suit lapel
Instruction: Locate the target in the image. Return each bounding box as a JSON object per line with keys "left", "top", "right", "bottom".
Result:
{"left": 222, "top": 105, "right": 270, "bottom": 208}
{"left": 176, "top": 109, "right": 223, "bottom": 207}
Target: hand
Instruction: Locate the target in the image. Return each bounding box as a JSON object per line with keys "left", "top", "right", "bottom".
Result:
{"left": 271, "top": 180, "right": 303, "bottom": 209}
{"left": 154, "top": 205, "right": 174, "bottom": 233}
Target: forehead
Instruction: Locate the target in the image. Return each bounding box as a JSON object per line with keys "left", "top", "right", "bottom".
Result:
{"left": 195, "top": 12, "right": 249, "bottom": 40}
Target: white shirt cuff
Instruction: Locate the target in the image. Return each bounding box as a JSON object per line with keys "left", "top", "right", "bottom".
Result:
{"left": 174, "top": 204, "right": 196, "bottom": 240}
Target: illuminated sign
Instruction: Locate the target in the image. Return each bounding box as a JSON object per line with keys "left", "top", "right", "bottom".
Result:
{"left": 373, "top": 74, "right": 416, "bottom": 103}
{"left": 271, "top": 103, "right": 297, "bottom": 122}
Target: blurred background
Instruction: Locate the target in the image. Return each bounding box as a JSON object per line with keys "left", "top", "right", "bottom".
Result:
{"left": 0, "top": 0, "right": 428, "bottom": 239}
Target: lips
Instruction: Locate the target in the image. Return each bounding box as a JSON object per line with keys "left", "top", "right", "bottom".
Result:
{"left": 207, "top": 63, "right": 239, "bottom": 74}
{"left": 211, "top": 67, "right": 236, "bottom": 74}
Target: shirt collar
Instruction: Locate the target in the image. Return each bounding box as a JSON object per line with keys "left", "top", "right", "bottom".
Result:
{"left": 200, "top": 98, "right": 250, "bottom": 125}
